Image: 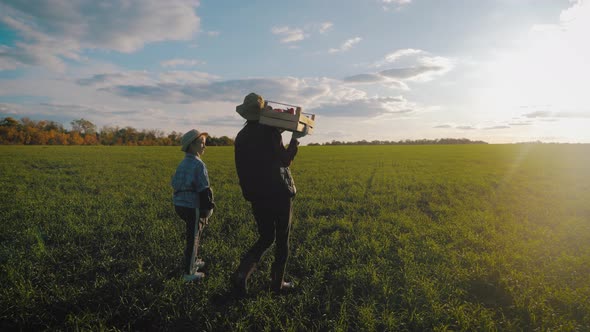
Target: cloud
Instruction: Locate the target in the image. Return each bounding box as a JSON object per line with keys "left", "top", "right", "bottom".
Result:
{"left": 4, "top": 102, "right": 141, "bottom": 120}
{"left": 271, "top": 26, "right": 306, "bottom": 43}
{"left": 508, "top": 121, "right": 533, "bottom": 126}
{"left": 0, "top": 103, "right": 19, "bottom": 114}
{"left": 161, "top": 59, "right": 205, "bottom": 68}
{"left": 319, "top": 22, "right": 333, "bottom": 34}
{"left": 0, "top": 0, "right": 201, "bottom": 71}
{"left": 76, "top": 71, "right": 418, "bottom": 118}
{"left": 523, "top": 111, "right": 590, "bottom": 119}
{"left": 76, "top": 72, "right": 154, "bottom": 87}
{"left": 435, "top": 123, "right": 512, "bottom": 130}
{"left": 343, "top": 49, "right": 452, "bottom": 89}
{"left": 329, "top": 37, "right": 362, "bottom": 53}
{"left": 381, "top": 0, "right": 412, "bottom": 10}
{"left": 379, "top": 65, "right": 446, "bottom": 80}
{"left": 483, "top": 125, "right": 510, "bottom": 130}
{"left": 205, "top": 30, "right": 220, "bottom": 37}
{"left": 157, "top": 71, "right": 219, "bottom": 84}
{"left": 39, "top": 102, "right": 139, "bottom": 117}
{"left": 342, "top": 73, "right": 409, "bottom": 90}
{"left": 312, "top": 96, "right": 414, "bottom": 117}
{"left": 76, "top": 70, "right": 218, "bottom": 87}
{"left": 372, "top": 49, "right": 425, "bottom": 68}
{"left": 342, "top": 73, "right": 387, "bottom": 84}
{"left": 93, "top": 76, "right": 337, "bottom": 105}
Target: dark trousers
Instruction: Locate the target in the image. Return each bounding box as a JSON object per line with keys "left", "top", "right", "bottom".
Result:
{"left": 174, "top": 205, "right": 204, "bottom": 274}
{"left": 236, "top": 198, "right": 293, "bottom": 286}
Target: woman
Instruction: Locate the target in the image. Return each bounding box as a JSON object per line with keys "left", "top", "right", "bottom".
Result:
{"left": 171, "top": 129, "right": 215, "bottom": 282}
{"left": 233, "top": 93, "right": 308, "bottom": 294}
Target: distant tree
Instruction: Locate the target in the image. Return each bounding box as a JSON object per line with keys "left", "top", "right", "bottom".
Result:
{"left": 71, "top": 118, "right": 97, "bottom": 135}
{"left": 68, "top": 131, "right": 84, "bottom": 145}
{"left": 206, "top": 135, "right": 234, "bottom": 146}
{"left": 44, "top": 121, "right": 64, "bottom": 132}
{"left": 0, "top": 117, "right": 19, "bottom": 128}
{"left": 314, "top": 138, "right": 488, "bottom": 146}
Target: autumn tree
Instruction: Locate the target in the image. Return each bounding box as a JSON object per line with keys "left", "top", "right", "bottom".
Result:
{"left": 71, "top": 118, "right": 96, "bottom": 135}
{"left": 0, "top": 117, "right": 235, "bottom": 146}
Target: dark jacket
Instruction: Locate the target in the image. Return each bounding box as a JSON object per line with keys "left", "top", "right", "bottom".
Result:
{"left": 235, "top": 121, "right": 299, "bottom": 202}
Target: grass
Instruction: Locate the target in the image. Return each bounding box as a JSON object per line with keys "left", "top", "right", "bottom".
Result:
{"left": 1, "top": 144, "right": 589, "bottom": 331}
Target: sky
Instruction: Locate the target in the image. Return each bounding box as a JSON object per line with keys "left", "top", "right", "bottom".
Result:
{"left": 0, "top": 0, "right": 589, "bottom": 144}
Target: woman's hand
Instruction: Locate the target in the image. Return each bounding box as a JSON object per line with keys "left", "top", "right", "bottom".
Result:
{"left": 292, "top": 124, "right": 309, "bottom": 140}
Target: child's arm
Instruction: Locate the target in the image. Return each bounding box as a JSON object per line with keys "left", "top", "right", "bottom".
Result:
{"left": 199, "top": 187, "right": 215, "bottom": 218}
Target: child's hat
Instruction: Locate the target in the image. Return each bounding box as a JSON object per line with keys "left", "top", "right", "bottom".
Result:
{"left": 181, "top": 129, "right": 208, "bottom": 152}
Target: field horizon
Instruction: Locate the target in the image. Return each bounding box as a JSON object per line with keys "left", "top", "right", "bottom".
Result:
{"left": 1, "top": 144, "right": 589, "bottom": 331}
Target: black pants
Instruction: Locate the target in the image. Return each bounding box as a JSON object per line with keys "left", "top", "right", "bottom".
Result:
{"left": 237, "top": 198, "right": 293, "bottom": 284}
{"left": 174, "top": 205, "right": 204, "bottom": 274}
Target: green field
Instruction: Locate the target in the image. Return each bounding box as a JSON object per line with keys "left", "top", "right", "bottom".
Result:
{"left": 1, "top": 144, "right": 589, "bottom": 331}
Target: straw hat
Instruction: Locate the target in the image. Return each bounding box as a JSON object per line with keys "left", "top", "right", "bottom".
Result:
{"left": 181, "top": 129, "right": 208, "bottom": 152}
{"left": 236, "top": 92, "right": 265, "bottom": 121}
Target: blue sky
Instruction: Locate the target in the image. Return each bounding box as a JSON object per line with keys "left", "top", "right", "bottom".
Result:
{"left": 1, "top": 0, "right": 589, "bottom": 143}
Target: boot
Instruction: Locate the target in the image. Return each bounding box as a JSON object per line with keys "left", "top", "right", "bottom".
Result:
{"left": 270, "top": 265, "right": 294, "bottom": 293}
{"left": 232, "top": 259, "right": 257, "bottom": 297}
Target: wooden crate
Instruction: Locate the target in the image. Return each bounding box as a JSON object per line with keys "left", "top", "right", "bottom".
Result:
{"left": 259, "top": 107, "right": 315, "bottom": 134}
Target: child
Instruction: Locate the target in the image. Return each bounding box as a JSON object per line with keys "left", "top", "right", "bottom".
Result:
{"left": 171, "top": 129, "right": 215, "bottom": 282}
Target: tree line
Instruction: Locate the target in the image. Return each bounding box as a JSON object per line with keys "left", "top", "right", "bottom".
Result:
{"left": 1, "top": 116, "right": 491, "bottom": 147}
{"left": 0, "top": 117, "right": 234, "bottom": 146}
{"left": 308, "top": 138, "right": 488, "bottom": 145}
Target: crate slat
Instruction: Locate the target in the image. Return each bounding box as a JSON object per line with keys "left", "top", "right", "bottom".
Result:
{"left": 259, "top": 107, "right": 315, "bottom": 134}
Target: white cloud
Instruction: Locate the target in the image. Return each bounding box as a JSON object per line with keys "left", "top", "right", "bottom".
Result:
{"left": 76, "top": 71, "right": 154, "bottom": 87}
{"left": 89, "top": 75, "right": 326, "bottom": 104}
{"left": 342, "top": 73, "right": 409, "bottom": 90}
{"left": 371, "top": 48, "right": 426, "bottom": 68}
{"left": 312, "top": 96, "right": 413, "bottom": 117}
{"left": 75, "top": 71, "right": 419, "bottom": 118}
{"left": 161, "top": 58, "right": 205, "bottom": 68}
{"left": 328, "top": 37, "right": 362, "bottom": 53}
{"left": 343, "top": 49, "right": 452, "bottom": 88}
{"left": 0, "top": 0, "right": 201, "bottom": 71}
{"left": 319, "top": 22, "right": 333, "bottom": 34}
{"left": 271, "top": 26, "right": 306, "bottom": 43}
{"left": 158, "top": 71, "right": 220, "bottom": 85}
{"left": 523, "top": 111, "right": 590, "bottom": 119}
{"left": 433, "top": 124, "right": 452, "bottom": 128}
{"left": 483, "top": 125, "right": 510, "bottom": 130}
{"left": 0, "top": 103, "right": 19, "bottom": 115}
{"left": 382, "top": 0, "right": 412, "bottom": 4}
{"left": 508, "top": 121, "right": 533, "bottom": 126}
{"left": 271, "top": 21, "right": 335, "bottom": 44}
{"left": 381, "top": 0, "right": 412, "bottom": 11}
{"left": 370, "top": 49, "right": 453, "bottom": 81}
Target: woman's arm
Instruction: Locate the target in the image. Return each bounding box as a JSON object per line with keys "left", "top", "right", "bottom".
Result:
{"left": 269, "top": 128, "right": 299, "bottom": 167}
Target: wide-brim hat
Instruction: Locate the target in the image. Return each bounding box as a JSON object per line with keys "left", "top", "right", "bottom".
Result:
{"left": 181, "top": 129, "right": 208, "bottom": 152}
{"left": 236, "top": 92, "right": 264, "bottom": 121}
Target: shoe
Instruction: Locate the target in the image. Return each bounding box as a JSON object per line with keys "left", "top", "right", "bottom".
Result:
{"left": 189, "top": 259, "right": 205, "bottom": 274}
{"left": 272, "top": 281, "right": 295, "bottom": 293}
{"left": 231, "top": 273, "right": 248, "bottom": 297}
{"left": 280, "top": 281, "right": 294, "bottom": 289}
{"left": 195, "top": 259, "right": 205, "bottom": 269}
{"left": 183, "top": 272, "right": 205, "bottom": 282}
